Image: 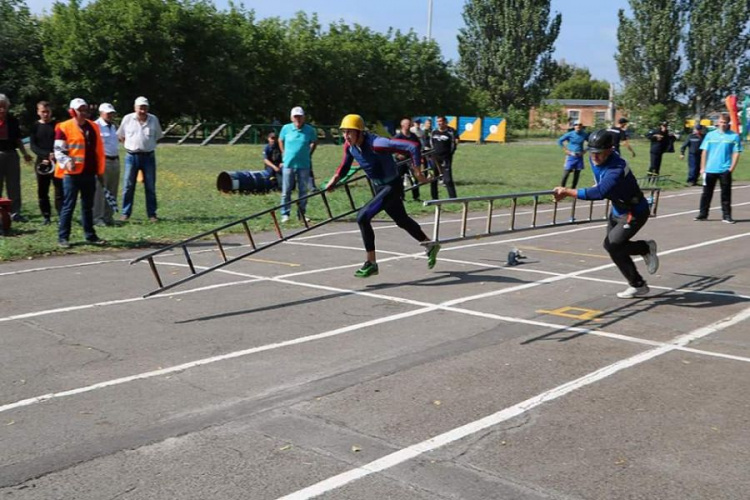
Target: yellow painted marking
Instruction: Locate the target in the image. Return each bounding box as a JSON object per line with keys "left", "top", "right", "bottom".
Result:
{"left": 517, "top": 245, "right": 608, "bottom": 259}
{"left": 537, "top": 306, "right": 603, "bottom": 321}
{"left": 243, "top": 257, "right": 301, "bottom": 267}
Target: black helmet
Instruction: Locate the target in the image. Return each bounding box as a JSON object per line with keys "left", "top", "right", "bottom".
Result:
{"left": 587, "top": 129, "right": 614, "bottom": 153}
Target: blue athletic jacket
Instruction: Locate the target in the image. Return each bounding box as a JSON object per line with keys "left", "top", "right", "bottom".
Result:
{"left": 576, "top": 151, "right": 649, "bottom": 217}
{"left": 557, "top": 130, "right": 589, "bottom": 154}
{"left": 334, "top": 132, "right": 421, "bottom": 185}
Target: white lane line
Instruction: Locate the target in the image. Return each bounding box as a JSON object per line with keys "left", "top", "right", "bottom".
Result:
{"left": 0, "top": 278, "right": 263, "bottom": 324}
{"left": 5, "top": 229, "right": 749, "bottom": 414}
{"left": 4, "top": 186, "right": 746, "bottom": 277}
{"left": 0, "top": 306, "right": 440, "bottom": 414}
{"left": 274, "top": 305, "right": 750, "bottom": 500}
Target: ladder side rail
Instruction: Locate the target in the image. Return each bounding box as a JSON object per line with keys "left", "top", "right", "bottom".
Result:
{"left": 423, "top": 189, "right": 555, "bottom": 207}
{"left": 142, "top": 206, "right": 362, "bottom": 297}
{"left": 131, "top": 173, "right": 370, "bottom": 264}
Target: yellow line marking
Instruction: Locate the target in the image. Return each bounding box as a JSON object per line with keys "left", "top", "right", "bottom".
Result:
{"left": 517, "top": 245, "right": 608, "bottom": 259}
{"left": 537, "top": 306, "right": 603, "bottom": 321}
{"left": 243, "top": 257, "right": 301, "bottom": 267}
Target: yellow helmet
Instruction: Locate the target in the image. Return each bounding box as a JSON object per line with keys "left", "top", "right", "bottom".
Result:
{"left": 339, "top": 114, "right": 365, "bottom": 131}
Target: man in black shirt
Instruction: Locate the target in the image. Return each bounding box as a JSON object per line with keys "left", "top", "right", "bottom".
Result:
{"left": 0, "top": 94, "right": 33, "bottom": 222}
{"left": 29, "top": 101, "right": 62, "bottom": 224}
{"left": 393, "top": 117, "right": 422, "bottom": 201}
{"left": 606, "top": 117, "right": 636, "bottom": 158}
{"left": 680, "top": 124, "right": 705, "bottom": 185}
{"left": 430, "top": 116, "right": 458, "bottom": 199}
{"left": 646, "top": 121, "right": 674, "bottom": 176}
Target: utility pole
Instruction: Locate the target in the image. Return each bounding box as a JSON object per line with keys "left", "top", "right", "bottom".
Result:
{"left": 427, "top": 0, "right": 433, "bottom": 40}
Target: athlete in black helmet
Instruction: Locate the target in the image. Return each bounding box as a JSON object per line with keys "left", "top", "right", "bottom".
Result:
{"left": 553, "top": 129, "right": 659, "bottom": 299}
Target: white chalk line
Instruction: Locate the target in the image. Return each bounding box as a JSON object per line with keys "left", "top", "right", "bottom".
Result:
{"left": 3, "top": 185, "right": 745, "bottom": 277}
{"left": 274, "top": 304, "right": 750, "bottom": 500}
{"left": 3, "top": 230, "right": 750, "bottom": 414}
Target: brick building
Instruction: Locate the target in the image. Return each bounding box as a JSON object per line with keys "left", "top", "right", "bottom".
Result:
{"left": 529, "top": 99, "right": 625, "bottom": 130}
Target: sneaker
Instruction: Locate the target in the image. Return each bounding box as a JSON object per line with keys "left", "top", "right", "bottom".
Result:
{"left": 149, "top": 216, "right": 159, "bottom": 222}
{"left": 119, "top": 214, "right": 130, "bottom": 222}
{"left": 11, "top": 213, "right": 27, "bottom": 223}
{"left": 58, "top": 239, "right": 71, "bottom": 249}
{"left": 723, "top": 217, "right": 736, "bottom": 224}
{"left": 86, "top": 237, "right": 107, "bottom": 246}
{"left": 94, "top": 219, "right": 107, "bottom": 227}
{"left": 426, "top": 242, "right": 441, "bottom": 269}
{"left": 42, "top": 217, "right": 52, "bottom": 226}
{"left": 354, "top": 261, "right": 379, "bottom": 278}
{"left": 281, "top": 215, "right": 290, "bottom": 223}
{"left": 616, "top": 284, "right": 650, "bottom": 299}
{"left": 643, "top": 240, "right": 659, "bottom": 274}
{"left": 694, "top": 215, "right": 707, "bottom": 221}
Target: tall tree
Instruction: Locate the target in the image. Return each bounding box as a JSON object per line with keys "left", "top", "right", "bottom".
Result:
{"left": 681, "top": 0, "right": 750, "bottom": 116}
{"left": 457, "top": 0, "right": 561, "bottom": 110}
{"left": 0, "top": 0, "right": 47, "bottom": 126}
{"left": 548, "top": 66, "right": 609, "bottom": 100}
{"left": 615, "top": 0, "right": 686, "bottom": 109}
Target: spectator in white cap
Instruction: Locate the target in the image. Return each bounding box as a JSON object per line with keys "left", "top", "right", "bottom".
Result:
{"left": 117, "top": 96, "right": 163, "bottom": 222}
{"left": 53, "top": 98, "right": 106, "bottom": 248}
{"left": 0, "top": 93, "right": 33, "bottom": 222}
{"left": 93, "top": 102, "right": 120, "bottom": 226}
{"left": 278, "top": 105, "right": 318, "bottom": 222}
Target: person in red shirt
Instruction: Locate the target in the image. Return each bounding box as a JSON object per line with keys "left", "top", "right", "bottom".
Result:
{"left": 0, "top": 94, "right": 33, "bottom": 222}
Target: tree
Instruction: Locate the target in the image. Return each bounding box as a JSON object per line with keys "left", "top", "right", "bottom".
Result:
{"left": 681, "top": 0, "right": 750, "bottom": 116}
{"left": 457, "top": 0, "right": 561, "bottom": 110}
{"left": 0, "top": 0, "right": 47, "bottom": 126}
{"left": 548, "top": 66, "right": 609, "bottom": 100}
{"left": 615, "top": 0, "right": 686, "bottom": 110}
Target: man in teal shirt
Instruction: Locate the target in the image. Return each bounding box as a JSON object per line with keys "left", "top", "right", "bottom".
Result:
{"left": 695, "top": 113, "right": 743, "bottom": 223}
{"left": 278, "top": 106, "right": 318, "bottom": 222}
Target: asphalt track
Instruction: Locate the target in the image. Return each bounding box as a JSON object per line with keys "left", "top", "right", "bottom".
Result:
{"left": 1, "top": 185, "right": 750, "bottom": 499}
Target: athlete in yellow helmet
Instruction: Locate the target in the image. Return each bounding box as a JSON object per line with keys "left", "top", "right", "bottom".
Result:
{"left": 325, "top": 114, "right": 439, "bottom": 278}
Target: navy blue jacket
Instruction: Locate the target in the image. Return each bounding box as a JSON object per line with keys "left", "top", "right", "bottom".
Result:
{"left": 334, "top": 132, "right": 421, "bottom": 185}
{"left": 577, "top": 151, "right": 648, "bottom": 217}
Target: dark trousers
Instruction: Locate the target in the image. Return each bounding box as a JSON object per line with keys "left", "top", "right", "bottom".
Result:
{"left": 357, "top": 179, "right": 428, "bottom": 252}
{"left": 686, "top": 153, "right": 700, "bottom": 184}
{"left": 603, "top": 211, "right": 650, "bottom": 287}
{"left": 648, "top": 152, "right": 664, "bottom": 175}
{"left": 0, "top": 150, "right": 22, "bottom": 214}
{"left": 698, "top": 171, "right": 732, "bottom": 219}
{"left": 431, "top": 155, "right": 457, "bottom": 199}
{"left": 561, "top": 169, "right": 581, "bottom": 188}
{"left": 58, "top": 173, "right": 98, "bottom": 242}
{"left": 36, "top": 160, "right": 63, "bottom": 218}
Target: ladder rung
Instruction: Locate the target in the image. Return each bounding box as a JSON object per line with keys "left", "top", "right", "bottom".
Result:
{"left": 241, "top": 221, "right": 256, "bottom": 249}
{"left": 270, "top": 211, "right": 282, "bottom": 239}
{"left": 213, "top": 233, "right": 228, "bottom": 262}
{"left": 509, "top": 198, "right": 517, "bottom": 230}
{"left": 147, "top": 257, "right": 163, "bottom": 288}
{"left": 182, "top": 245, "right": 196, "bottom": 274}
{"left": 485, "top": 200, "right": 493, "bottom": 234}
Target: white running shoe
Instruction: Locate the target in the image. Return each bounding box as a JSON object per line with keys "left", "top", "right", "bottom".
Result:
{"left": 281, "top": 215, "right": 290, "bottom": 223}
{"left": 617, "top": 284, "right": 650, "bottom": 299}
{"left": 643, "top": 240, "right": 659, "bottom": 274}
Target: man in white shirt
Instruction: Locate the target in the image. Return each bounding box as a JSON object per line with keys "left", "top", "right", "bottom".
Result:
{"left": 93, "top": 103, "right": 120, "bottom": 226}
{"left": 117, "top": 96, "right": 163, "bottom": 222}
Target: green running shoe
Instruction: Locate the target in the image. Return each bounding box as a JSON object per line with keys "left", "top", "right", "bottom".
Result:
{"left": 354, "top": 261, "right": 379, "bottom": 278}
{"left": 426, "top": 243, "right": 441, "bottom": 269}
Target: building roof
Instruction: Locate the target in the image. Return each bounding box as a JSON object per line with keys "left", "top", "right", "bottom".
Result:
{"left": 542, "top": 99, "right": 610, "bottom": 106}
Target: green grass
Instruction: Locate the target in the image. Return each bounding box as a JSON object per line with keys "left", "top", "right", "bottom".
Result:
{"left": 2, "top": 139, "right": 744, "bottom": 261}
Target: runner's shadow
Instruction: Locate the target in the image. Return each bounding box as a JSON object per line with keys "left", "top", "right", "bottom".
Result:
{"left": 522, "top": 273, "right": 748, "bottom": 344}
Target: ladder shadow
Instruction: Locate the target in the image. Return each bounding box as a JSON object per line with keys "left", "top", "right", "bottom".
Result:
{"left": 175, "top": 267, "right": 530, "bottom": 324}
{"left": 522, "top": 273, "right": 747, "bottom": 344}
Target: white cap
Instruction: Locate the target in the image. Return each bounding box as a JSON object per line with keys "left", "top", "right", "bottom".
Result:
{"left": 573, "top": 121, "right": 582, "bottom": 126}
{"left": 290, "top": 106, "right": 305, "bottom": 118}
{"left": 99, "top": 103, "right": 116, "bottom": 113}
{"left": 69, "top": 98, "right": 88, "bottom": 110}
{"left": 134, "top": 96, "right": 150, "bottom": 107}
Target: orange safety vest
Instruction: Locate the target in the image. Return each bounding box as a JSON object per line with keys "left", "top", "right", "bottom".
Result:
{"left": 54, "top": 119, "right": 105, "bottom": 179}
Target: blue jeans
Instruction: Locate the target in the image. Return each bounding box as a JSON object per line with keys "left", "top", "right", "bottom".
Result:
{"left": 280, "top": 167, "right": 310, "bottom": 217}
{"left": 58, "top": 173, "right": 97, "bottom": 241}
{"left": 121, "top": 152, "right": 157, "bottom": 218}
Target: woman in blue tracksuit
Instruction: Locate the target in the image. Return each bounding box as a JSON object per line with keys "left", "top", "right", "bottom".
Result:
{"left": 325, "top": 114, "right": 440, "bottom": 278}
{"left": 553, "top": 129, "right": 659, "bottom": 299}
